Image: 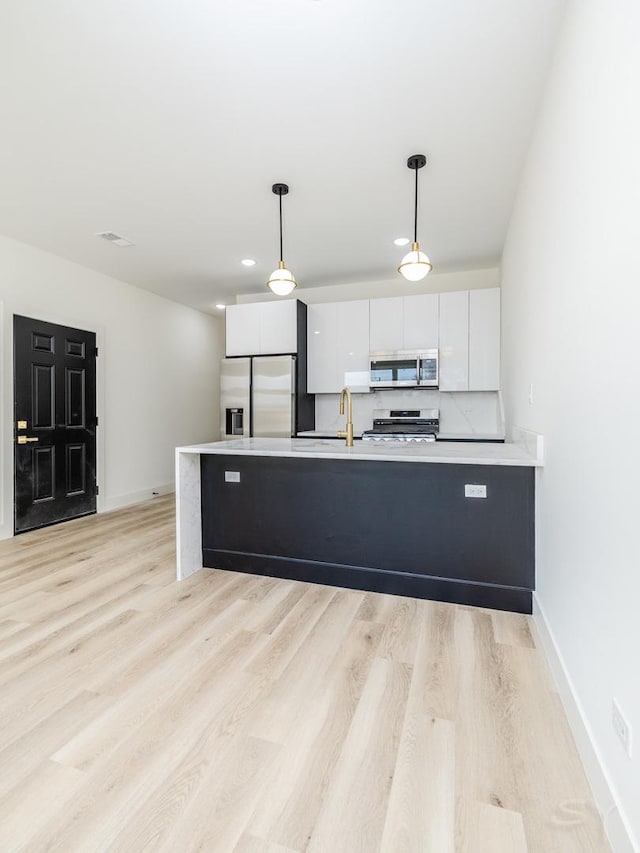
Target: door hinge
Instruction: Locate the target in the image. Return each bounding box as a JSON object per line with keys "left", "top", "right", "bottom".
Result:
{"left": 96, "top": 485, "right": 99, "bottom": 495}
{"left": 95, "top": 416, "right": 99, "bottom": 426}
{"left": 95, "top": 347, "right": 99, "bottom": 357}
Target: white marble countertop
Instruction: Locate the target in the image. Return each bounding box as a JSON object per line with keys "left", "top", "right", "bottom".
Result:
{"left": 437, "top": 432, "right": 506, "bottom": 441}
{"left": 296, "top": 430, "right": 506, "bottom": 442}
{"left": 177, "top": 437, "right": 542, "bottom": 467}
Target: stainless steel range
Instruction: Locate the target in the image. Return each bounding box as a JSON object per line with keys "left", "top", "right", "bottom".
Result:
{"left": 362, "top": 409, "right": 439, "bottom": 443}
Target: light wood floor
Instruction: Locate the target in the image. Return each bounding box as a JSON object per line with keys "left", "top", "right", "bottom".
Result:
{"left": 0, "top": 495, "right": 609, "bottom": 852}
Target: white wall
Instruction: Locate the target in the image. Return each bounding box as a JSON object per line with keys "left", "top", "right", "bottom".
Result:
{"left": 237, "top": 266, "right": 499, "bottom": 304}
{"left": 0, "top": 234, "right": 224, "bottom": 539}
{"left": 501, "top": 1, "right": 640, "bottom": 849}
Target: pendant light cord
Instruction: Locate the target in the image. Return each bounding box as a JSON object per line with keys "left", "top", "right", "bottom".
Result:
{"left": 279, "top": 193, "right": 284, "bottom": 263}
{"left": 413, "top": 165, "right": 419, "bottom": 244}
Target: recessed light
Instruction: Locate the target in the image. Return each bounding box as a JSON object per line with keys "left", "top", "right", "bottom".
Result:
{"left": 215, "top": 304, "right": 226, "bottom": 310}
{"left": 241, "top": 259, "right": 256, "bottom": 267}
{"left": 394, "top": 237, "right": 410, "bottom": 247}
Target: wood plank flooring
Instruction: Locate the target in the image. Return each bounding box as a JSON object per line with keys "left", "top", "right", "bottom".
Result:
{"left": 0, "top": 495, "right": 610, "bottom": 852}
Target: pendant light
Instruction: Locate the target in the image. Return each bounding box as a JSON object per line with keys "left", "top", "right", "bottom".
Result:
{"left": 266, "top": 183, "right": 298, "bottom": 296}
{"left": 398, "top": 154, "right": 433, "bottom": 282}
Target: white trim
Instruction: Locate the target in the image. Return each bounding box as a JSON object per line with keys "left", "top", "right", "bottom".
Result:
{"left": 0, "top": 300, "right": 5, "bottom": 534}
{"left": 0, "top": 485, "right": 174, "bottom": 541}
{"left": 102, "top": 482, "right": 174, "bottom": 513}
{"left": 531, "top": 593, "right": 639, "bottom": 853}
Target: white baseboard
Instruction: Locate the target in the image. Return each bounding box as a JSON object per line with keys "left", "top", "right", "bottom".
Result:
{"left": 531, "top": 593, "right": 638, "bottom": 853}
{"left": 101, "top": 482, "right": 174, "bottom": 513}
{"left": 0, "top": 483, "right": 174, "bottom": 539}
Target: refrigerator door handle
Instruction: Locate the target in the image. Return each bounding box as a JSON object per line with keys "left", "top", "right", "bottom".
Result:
{"left": 252, "top": 355, "right": 296, "bottom": 438}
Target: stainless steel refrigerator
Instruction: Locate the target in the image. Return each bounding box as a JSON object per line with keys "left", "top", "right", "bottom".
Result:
{"left": 220, "top": 355, "right": 314, "bottom": 439}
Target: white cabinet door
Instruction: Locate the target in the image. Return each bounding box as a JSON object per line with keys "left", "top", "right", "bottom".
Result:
{"left": 439, "top": 290, "right": 469, "bottom": 391}
{"left": 336, "top": 300, "right": 370, "bottom": 393}
{"left": 308, "top": 300, "right": 370, "bottom": 393}
{"left": 307, "top": 303, "right": 337, "bottom": 393}
{"left": 225, "top": 303, "right": 261, "bottom": 356}
{"left": 225, "top": 300, "right": 298, "bottom": 356}
{"left": 469, "top": 288, "right": 500, "bottom": 390}
{"left": 403, "top": 293, "right": 439, "bottom": 350}
{"left": 258, "top": 300, "right": 298, "bottom": 355}
{"left": 369, "top": 297, "right": 403, "bottom": 352}
{"left": 370, "top": 294, "right": 438, "bottom": 352}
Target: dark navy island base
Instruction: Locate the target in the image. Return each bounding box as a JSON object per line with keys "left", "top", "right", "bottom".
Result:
{"left": 200, "top": 454, "right": 535, "bottom": 614}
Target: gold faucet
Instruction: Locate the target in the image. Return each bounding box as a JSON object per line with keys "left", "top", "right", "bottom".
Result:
{"left": 337, "top": 387, "right": 354, "bottom": 447}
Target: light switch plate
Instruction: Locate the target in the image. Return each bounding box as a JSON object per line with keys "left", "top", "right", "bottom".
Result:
{"left": 225, "top": 471, "right": 240, "bottom": 483}
{"left": 465, "top": 484, "right": 487, "bottom": 498}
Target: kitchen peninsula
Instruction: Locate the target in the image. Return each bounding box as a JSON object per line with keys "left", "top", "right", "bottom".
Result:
{"left": 176, "top": 436, "right": 541, "bottom": 613}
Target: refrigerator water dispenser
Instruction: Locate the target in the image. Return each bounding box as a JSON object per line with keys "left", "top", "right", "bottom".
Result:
{"left": 225, "top": 408, "right": 244, "bottom": 436}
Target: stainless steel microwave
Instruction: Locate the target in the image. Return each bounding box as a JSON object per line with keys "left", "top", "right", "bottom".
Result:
{"left": 369, "top": 350, "right": 439, "bottom": 389}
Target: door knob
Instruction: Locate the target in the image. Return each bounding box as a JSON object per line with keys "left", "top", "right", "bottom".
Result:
{"left": 17, "top": 436, "right": 39, "bottom": 444}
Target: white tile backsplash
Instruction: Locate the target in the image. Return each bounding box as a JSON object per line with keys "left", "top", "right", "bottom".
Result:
{"left": 314, "top": 389, "right": 504, "bottom": 436}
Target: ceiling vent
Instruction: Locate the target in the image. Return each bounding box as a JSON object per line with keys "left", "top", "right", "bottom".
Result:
{"left": 96, "top": 231, "right": 134, "bottom": 247}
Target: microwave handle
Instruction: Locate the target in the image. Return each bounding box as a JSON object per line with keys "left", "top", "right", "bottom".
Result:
{"left": 418, "top": 355, "right": 439, "bottom": 386}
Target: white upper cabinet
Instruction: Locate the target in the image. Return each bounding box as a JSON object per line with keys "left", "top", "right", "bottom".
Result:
{"left": 225, "top": 300, "right": 298, "bottom": 356}
{"left": 301, "top": 288, "right": 501, "bottom": 395}
{"left": 438, "top": 288, "right": 501, "bottom": 392}
{"left": 369, "top": 297, "right": 403, "bottom": 352}
{"left": 307, "top": 303, "right": 336, "bottom": 394}
{"left": 336, "top": 300, "right": 370, "bottom": 393}
{"left": 370, "top": 294, "right": 439, "bottom": 352}
{"left": 225, "top": 303, "right": 261, "bottom": 357}
{"left": 469, "top": 288, "right": 500, "bottom": 391}
{"left": 308, "top": 300, "right": 369, "bottom": 393}
{"left": 403, "top": 293, "right": 439, "bottom": 350}
{"left": 439, "top": 290, "right": 470, "bottom": 391}
{"left": 255, "top": 300, "right": 297, "bottom": 355}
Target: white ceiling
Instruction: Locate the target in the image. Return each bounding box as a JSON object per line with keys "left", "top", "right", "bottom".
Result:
{"left": 0, "top": 0, "right": 564, "bottom": 313}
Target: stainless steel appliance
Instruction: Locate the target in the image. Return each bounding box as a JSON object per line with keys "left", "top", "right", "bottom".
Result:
{"left": 362, "top": 408, "right": 440, "bottom": 443}
{"left": 369, "top": 349, "right": 438, "bottom": 389}
{"left": 221, "top": 355, "right": 309, "bottom": 439}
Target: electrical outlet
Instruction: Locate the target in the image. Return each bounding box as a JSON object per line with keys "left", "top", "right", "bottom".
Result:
{"left": 465, "top": 484, "right": 487, "bottom": 498}
{"left": 225, "top": 471, "right": 240, "bottom": 483}
{"left": 612, "top": 699, "right": 632, "bottom": 758}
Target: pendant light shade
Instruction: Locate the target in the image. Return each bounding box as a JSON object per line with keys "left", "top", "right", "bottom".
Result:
{"left": 267, "top": 183, "right": 297, "bottom": 296}
{"left": 267, "top": 261, "right": 297, "bottom": 296}
{"left": 398, "top": 155, "right": 432, "bottom": 282}
{"left": 398, "top": 243, "right": 432, "bottom": 281}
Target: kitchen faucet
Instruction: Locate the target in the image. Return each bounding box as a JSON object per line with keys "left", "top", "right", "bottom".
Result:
{"left": 337, "top": 387, "right": 354, "bottom": 447}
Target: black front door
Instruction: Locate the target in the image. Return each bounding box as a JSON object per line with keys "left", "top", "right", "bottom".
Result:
{"left": 14, "top": 315, "right": 98, "bottom": 533}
